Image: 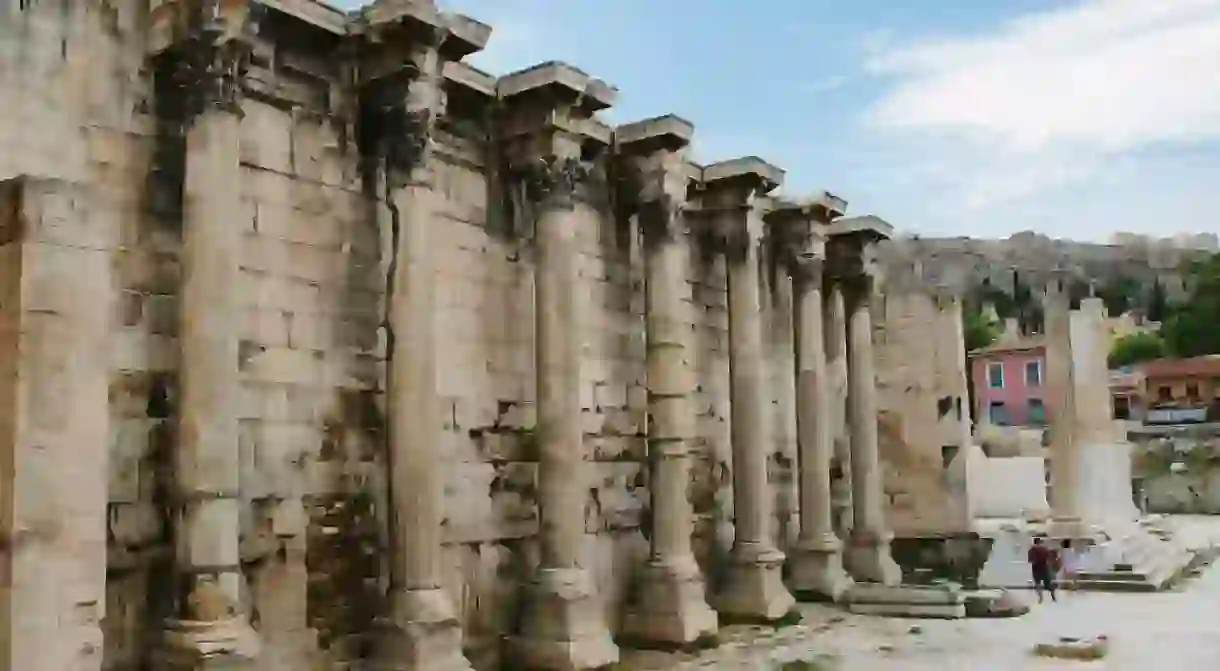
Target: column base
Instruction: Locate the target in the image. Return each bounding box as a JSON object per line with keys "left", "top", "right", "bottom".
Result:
{"left": 507, "top": 567, "right": 619, "bottom": 671}
{"left": 788, "top": 533, "right": 854, "bottom": 603}
{"left": 714, "top": 542, "right": 797, "bottom": 623}
{"left": 621, "top": 558, "right": 719, "bottom": 648}
{"left": 370, "top": 587, "right": 473, "bottom": 671}
{"left": 845, "top": 531, "right": 902, "bottom": 586}
{"left": 156, "top": 617, "right": 260, "bottom": 671}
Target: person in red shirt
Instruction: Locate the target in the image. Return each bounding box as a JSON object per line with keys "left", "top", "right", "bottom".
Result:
{"left": 1027, "top": 537, "right": 1059, "bottom": 603}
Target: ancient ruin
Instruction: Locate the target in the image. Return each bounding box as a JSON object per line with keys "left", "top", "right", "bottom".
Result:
{"left": 0, "top": 1, "right": 969, "bottom": 669}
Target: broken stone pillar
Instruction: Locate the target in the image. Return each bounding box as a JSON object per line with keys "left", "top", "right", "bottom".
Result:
{"left": 828, "top": 217, "right": 901, "bottom": 587}
{"left": 0, "top": 177, "right": 112, "bottom": 671}
{"left": 358, "top": 6, "right": 488, "bottom": 670}
{"left": 500, "top": 62, "right": 619, "bottom": 670}
{"left": 1044, "top": 273, "right": 1082, "bottom": 529}
{"left": 617, "top": 115, "right": 719, "bottom": 646}
{"left": 158, "top": 10, "right": 260, "bottom": 668}
{"left": 768, "top": 195, "right": 855, "bottom": 603}
{"left": 701, "top": 158, "right": 796, "bottom": 622}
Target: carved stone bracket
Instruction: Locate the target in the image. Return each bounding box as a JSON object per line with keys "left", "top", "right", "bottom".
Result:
{"left": 515, "top": 155, "right": 593, "bottom": 211}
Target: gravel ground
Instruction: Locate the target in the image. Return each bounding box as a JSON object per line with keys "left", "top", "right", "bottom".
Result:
{"left": 618, "top": 515, "right": 1220, "bottom": 670}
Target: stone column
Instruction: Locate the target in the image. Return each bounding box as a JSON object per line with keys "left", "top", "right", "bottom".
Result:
{"left": 500, "top": 62, "right": 618, "bottom": 670}
{"left": 617, "top": 116, "right": 718, "bottom": 646}
{"left": 825, "top": 283, "right": 854, "bottom": 539}
{"left": 768, "top": 198, "right": 854, "bottom": 602}
{"left": 160, "top": 22, "right": 260, "bottom": 670}
{"left": 364, "top": 23, "right": 475, "bottom": 671}
{"left": 828, "top": 221, "right": 901, "bottom": 586}
{"left": 702, "top": 159, "right": 795, "bottom": 622}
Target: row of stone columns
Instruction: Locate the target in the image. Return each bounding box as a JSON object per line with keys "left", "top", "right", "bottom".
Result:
{"left": 152, "top": 13, "right": 903, "bottom": 669}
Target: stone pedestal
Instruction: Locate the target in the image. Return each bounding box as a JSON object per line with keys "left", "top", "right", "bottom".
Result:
{"left": 702, "top": 158, "right": 796, "bottom": 623}
{"left": 508, "top": 569, "right": 620, "bottom": 671}
{"left": 618, "top": 115, "right": 718, "bottom": 647}
{"left": 158, "top": 618, "right": 260, "bottom": 671}
{"left": 499, "top": 62, "right": 619, "bottom": 670}
{"left": 372, "top": 589, "right": 471, "bottom": 671}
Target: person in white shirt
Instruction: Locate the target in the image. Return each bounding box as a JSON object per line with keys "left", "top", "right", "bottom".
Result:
{"left": 1060, "top": 539, "right": 1081, "bottom": 591}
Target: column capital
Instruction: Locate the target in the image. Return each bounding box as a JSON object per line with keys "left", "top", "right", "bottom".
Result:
{"left": 356, "top": 9, "right": 465, "bottom": 180}
{"left": 498, "top": 62, "right": 616, "bottom": 211}
{"left": 695, "top": 157, "right": 784, "bottom": 253}
{"left": 150, "top": 1, "right": 266, "bottom": 124}
{"left": 825, "top": 215, "right": 893, "bottom": 298}
{"left": 616, "top": 115, "right": 696, "bottom": 240}
{"left": 766, "top": 192, "right": 846, "bottom": 280}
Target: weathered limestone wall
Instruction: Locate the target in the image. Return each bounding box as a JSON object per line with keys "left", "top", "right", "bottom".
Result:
{"left": 873, "top": 288, "right": 973, "bottom": 536}
{"left": 0, "top": 3, "right": 805, "bottom": 670}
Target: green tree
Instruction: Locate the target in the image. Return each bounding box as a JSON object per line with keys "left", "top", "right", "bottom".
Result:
{"left": 1148, "top": 278, "right": 1169, "bottom": 323}
{"left": 1162, "top": 254, "right": 1220, "bottom": 357}
{"left": 964, "top": 308, "right": 1002, "bottom": 352}
{"left": 1097, "top": 275, "right": 1139, "bottom": 317}
{"left": 1108, "top": 331, "right": 1166, "bottom": 369}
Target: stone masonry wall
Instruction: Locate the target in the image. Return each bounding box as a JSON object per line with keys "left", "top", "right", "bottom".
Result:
{"left": 0, "top": 4, "right": 795, "bottom": 669}
{"left": 874, "top": 290, "right": 972, "bottom": 537}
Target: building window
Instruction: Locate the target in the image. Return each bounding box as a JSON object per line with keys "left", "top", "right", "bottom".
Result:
{"left": 1025, "top": 360, "right": 1042, "bottom": 387}
{"left": 1114, "top": 395, "right": 1131, "bottom": 420}
{"left": 1028, "top": 398, "right": 1046, "bottom": 425}
{"left": 987, "top": 362, "right": 1004, "bottom": 389}
{"left": 1158, "top": 386, "right": 1172, "bottom": 402}
{"left": 989, "top": 401, "right": 1009, "bottom": 426}
{"left": 1186, "top": 383, "right": 1200, "bottom": 402}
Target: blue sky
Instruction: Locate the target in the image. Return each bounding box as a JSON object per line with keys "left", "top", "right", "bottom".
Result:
{"left": 335, "top": 0, "right": 1220, "bottom": 242}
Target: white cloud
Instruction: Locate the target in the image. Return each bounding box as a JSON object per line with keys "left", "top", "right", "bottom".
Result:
{"left": 859, "top": 0, "right": 1220, "bottom": 239}
{"left": 867, "top": 0, "right": 1220, "bottom": 152}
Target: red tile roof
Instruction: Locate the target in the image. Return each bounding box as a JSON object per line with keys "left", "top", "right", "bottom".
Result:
{"left": 969, "top": 335, "right": 1046, "bottom": 357}
{"left": 1139, "top": 356, "right": 1220, "bottom": 379}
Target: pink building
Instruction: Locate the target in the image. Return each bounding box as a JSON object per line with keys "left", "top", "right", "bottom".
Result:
{"left": 969, "top": 336, "right": 1047, "bottom": 427}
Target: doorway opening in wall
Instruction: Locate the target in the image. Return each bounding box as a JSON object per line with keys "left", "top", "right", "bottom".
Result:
{"left": 1027, "top": 398, "right": 1046, "bottom": 426}
{"left": 1114, "top": 395, "right": 1131, "bottom": 420}
{"left": 988, "top": 401, "right": 1009, "bottom": 426}
{"left": 941, "top": 445, "right": 960, "bottom": 469}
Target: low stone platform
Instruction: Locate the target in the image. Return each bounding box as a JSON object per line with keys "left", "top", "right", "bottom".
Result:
{"left": 845, "top": 583, "right": 966, "bottom": 619}
{"left": 977, "top": 517, "right": 1197, "bottom": 592}
{"left": 1071, "top": 524, "right": 1195, "bottom": 592}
